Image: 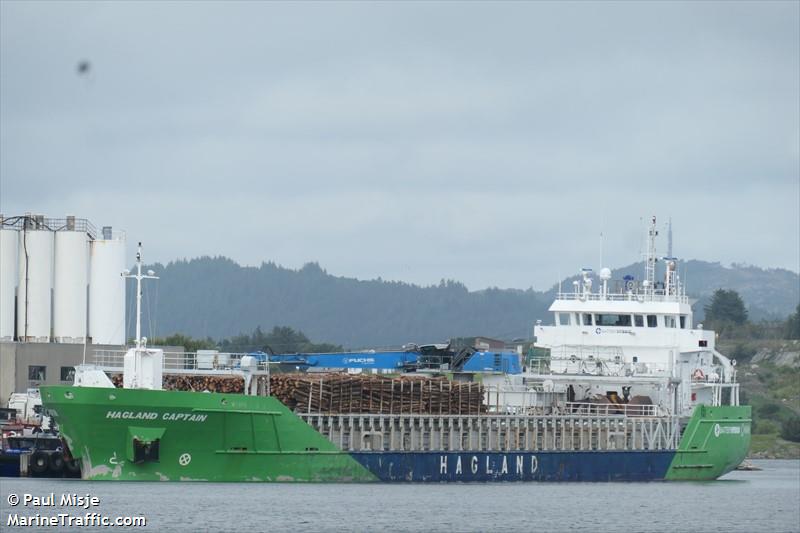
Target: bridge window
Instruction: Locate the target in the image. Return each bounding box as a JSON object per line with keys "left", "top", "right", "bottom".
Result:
{"left": 594, "top": 314, "right": 632, "bottom": 327}
{"left": 680, "top": 315, "right": 687, "bottom": 329}
{"left": 634, "top": 315, "right": 644, "bottom": 327}
{"left": 582, "top": 313, "right": 593, "bottom": 326}
{"left": 646, "top": 315, "right": 658, "bottom": 328}
{"left": 665, "top": 316, "right": 677, "bottom": 328}
{"left": 556, "top": 313, "right": 572, "bottom": 326}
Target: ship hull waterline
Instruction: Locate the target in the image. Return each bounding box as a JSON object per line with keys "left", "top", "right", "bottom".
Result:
{"left": 41, "top": 386, "right": 751, "bottom": 482}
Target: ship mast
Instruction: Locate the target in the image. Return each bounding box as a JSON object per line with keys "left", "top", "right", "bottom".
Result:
{"left": 667, "top": 217, "right": 673, "bottom": 258}
{"left": 644, "top": 216, "right": 658, "bottom": 295}
{"left": 123, "top": 242, "right": 158, "bottom": 349}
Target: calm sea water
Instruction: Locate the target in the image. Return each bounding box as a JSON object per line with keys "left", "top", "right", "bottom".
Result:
{"left": 1, "top": 460, "right": 798, "bottom": 533}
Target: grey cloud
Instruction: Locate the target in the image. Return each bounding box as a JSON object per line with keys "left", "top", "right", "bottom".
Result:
{"left": 1, "top": 1, "right": 797, "bottom": 290}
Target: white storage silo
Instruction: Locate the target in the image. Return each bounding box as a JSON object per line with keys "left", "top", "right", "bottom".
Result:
{"left": 0, "top": 225, "right": 19, "bottom": 340}
{"left": 89, "top": 232, "right": 126, "bottom": 345}
{"left": 16, "top": 228, "right": 54, "bottom": 342}
{"left": 53, "top": 227, "right": 89, "bottom": 343}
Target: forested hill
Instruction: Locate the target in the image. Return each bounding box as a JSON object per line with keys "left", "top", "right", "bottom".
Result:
{"left": 132, "top": 257, "right": 799, "bottom": 348}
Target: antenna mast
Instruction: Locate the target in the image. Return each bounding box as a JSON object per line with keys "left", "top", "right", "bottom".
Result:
{"left": 644, "top": 216, "right": 658, "bottom": 295}
{"left": 123, "top": 242, "right": 159, "bottom": 349}
{"left": 667, "top": 217, "right": 673, "bottom": 258}
{"left": 600, "top": 231, "right": 605, "bottom": 268}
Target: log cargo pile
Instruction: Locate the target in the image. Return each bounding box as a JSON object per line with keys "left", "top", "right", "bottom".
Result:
{"left": 112, "top": 374, "right": 245, "bottom": 393}
{"left": 269, "top": 373, "right": 486, "bottom": 415}
{"left": 110, "top": 373, "right": 485, "bottom": 415}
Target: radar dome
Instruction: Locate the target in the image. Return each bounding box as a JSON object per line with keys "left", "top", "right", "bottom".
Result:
{"left": 599, "top": 267, "right": 612, "bottom": 280}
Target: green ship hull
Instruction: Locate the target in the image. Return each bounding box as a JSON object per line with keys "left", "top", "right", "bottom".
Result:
{"left": 41, "top": 386, "right": 750, "bottom": 482}
{"left": 42, "top": 386, "right": 375, "bottom": 482}
{"left": 665, "top": 404, "right": 752, "bottom": 481}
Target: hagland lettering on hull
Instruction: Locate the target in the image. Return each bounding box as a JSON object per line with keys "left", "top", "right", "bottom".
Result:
{"left": 41, "top": 385, "right": 750, "bottom": 482}
{"left": 351, "top": 451, "right": 675, "bottom": 482}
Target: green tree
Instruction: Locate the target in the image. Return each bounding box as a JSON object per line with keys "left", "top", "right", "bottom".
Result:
{"left": 150, "top": 333, "right": 217, "bottom": 352}
{"left": 780, "top": 416, "right": 800, "bottom": 443}
{"left": 785, "top": 303, "right": 800, "bottom": 340}
{"left": 218, "top": 326, "right": 342, "bottom": 353}
{"left": 757, "top": 402, "right": 780, "bottom": 417}
{"left": 704, "top": 289, "right": 748, "bottom": 325}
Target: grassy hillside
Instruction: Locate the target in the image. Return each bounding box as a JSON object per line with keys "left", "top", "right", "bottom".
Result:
{"left": 719, "top": 339, "right": 800, "bottom": 459}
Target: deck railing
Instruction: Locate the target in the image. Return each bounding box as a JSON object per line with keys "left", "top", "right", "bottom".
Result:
{"left": 299, "top": 412, "right": 681, "bottom": 453}
{"left": 1, "top": 215, "right": 97, "bottom": 239}
{"left": 556, "top": 291, "right": 689, "bottom": 304}
{"left": 563, "top": 401, "right": 659, "bottom": 417}
{"left": 546, "top": 349, "right": 671, "bottom": 377}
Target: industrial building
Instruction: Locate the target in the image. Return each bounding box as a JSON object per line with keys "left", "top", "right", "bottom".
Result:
{"left": 0, "top": 213, "right": 127, "bottom": 401}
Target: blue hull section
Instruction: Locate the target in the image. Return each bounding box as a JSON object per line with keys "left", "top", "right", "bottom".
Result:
{"left": 350, "top": 451, "right": 676, "bottom": 482}
{"left": 0, "top": 456, "right": 21, "bottom": 477}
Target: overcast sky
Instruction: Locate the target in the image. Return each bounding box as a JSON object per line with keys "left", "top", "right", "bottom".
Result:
{"left": 1, "top": 1, "right": 798, "bottom": 290}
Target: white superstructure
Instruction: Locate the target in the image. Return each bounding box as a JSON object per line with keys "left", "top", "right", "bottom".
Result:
{"left": 53, "top": 218, "right": 90, "bottom": 343}
{"left": 523, "top": 216, "right": 739, "bottom": 419}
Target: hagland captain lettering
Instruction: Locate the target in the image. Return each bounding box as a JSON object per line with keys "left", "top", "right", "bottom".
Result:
{"left": 161, "top": 413, "right": 207, "bottom": 422}
{"left": 104, "top": 411, "right": 207, "bottom": 422}
{"left": 105, "top": 411, "right": 157, "bottom": 420}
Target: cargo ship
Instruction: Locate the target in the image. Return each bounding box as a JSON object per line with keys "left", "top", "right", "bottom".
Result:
{"left": 41, "top": 218, "right": 750, "bottom": 482}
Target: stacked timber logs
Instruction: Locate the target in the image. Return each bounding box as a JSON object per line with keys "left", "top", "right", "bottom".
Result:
{"left": 268, "top": 373, "right": 485, "bottom": 415}
{"left": 110, "top": 372, "right": 485, "bottom": 415}
{"left": 164, "top": 375, "right": 245, "bottom": 393}
{"left": 112, "top": 374, "right": 245, "bottom": 393}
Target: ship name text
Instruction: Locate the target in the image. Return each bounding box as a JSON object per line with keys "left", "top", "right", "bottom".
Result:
{"left": 105, "top": 411, "right": 207, "bottom": 422}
